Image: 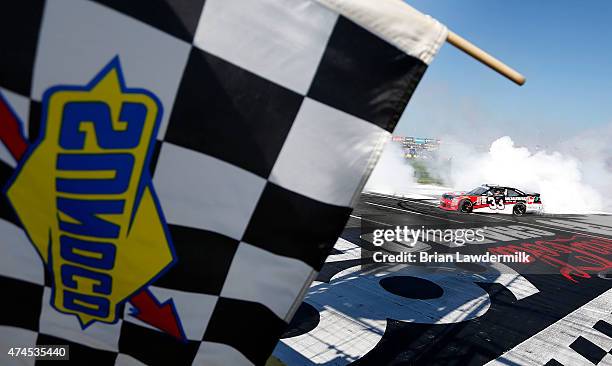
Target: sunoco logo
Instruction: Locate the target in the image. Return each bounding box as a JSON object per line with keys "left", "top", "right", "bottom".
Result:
{"left": 5, "top": 58, "right": 178, "bottom": 330}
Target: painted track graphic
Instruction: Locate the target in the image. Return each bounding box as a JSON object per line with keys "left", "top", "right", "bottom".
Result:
{"left": 274, "top": 192, "right": 612, "bottom": 366}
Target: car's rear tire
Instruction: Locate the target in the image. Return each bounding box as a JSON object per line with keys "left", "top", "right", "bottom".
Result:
{"left": 513, "top": 203, "right": 526, "bottom": 216}
{"left": 459, "top": 199, "right": 473, "bottom": 213}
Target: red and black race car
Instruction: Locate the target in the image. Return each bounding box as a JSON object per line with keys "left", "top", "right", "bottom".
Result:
{"left": 439, "top": 184, "right": 543, "bottom": 216}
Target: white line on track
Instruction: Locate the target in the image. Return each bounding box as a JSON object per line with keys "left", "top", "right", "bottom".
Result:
{"left": 349, "top": 214, "right": 393, "bottom": 227}
{"left": 362, "top": 192, "right": 439, "bottom": 207}
{"left": 475, "top": 213, "right": 612, "bottom": 240}
{"left": 364, "top": 201, "right": 465, "bottom": 224}
{"left": 363, "top": 192, "right": 611, "bottom": 240}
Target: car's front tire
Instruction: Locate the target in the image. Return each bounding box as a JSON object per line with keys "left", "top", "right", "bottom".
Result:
{"left": 513, "top": 203, "right": 526, "bottom": 216}
{"left": 459, "top": 199, "right": 473, "bottom": 213}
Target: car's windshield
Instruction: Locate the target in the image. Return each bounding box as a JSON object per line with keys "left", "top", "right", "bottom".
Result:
{"left": 467, "top": 187, "right": 488, "bottom": 195}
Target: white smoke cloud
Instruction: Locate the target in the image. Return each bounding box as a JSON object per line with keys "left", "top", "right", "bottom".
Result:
{"left": 557, "top": 123, "right": 612, "bottom": 202}
{"left": 363, "top": 124, "right": 612, "bottom": 214}
{"left": 364, "top": 141, "right": 416, "bottom": 196}
{"left": 432, "top": 136, "right": 611, "bottom": 214}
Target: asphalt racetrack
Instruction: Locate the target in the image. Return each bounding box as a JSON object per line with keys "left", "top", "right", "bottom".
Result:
{"left": 274, "top": 192, "right": 612, "bottom": 366}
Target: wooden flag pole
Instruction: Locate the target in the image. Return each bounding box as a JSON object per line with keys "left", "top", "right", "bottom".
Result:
{"left": 447, "top": 30, "right": 526, "bottom": 86}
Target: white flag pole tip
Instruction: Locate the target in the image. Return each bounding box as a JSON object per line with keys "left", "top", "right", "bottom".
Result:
{"left": 447, "top": 30, "right": 526, "bottom": 86}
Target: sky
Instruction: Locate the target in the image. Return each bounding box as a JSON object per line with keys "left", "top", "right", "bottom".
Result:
{"left": 395, "top": 0, "right": 612, "bottom": 148}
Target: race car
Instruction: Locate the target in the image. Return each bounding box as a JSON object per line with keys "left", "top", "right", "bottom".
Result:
{"left": 439, "top": 184, "right": 543, "bottom": 216}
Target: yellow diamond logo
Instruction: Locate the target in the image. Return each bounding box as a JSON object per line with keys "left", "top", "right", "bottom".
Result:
{"left": 6, "top": 58, "right": 175, "bottom": 327}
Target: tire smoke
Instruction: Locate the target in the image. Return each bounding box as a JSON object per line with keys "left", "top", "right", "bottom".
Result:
{"left": 364, "top": 134, "right": 611, "bottom": 214}
{"left": 431, "top": 136, "right": 611, "bottom": 214}
{"left": 364, "top": 141, "right": 416, "bottom": 196}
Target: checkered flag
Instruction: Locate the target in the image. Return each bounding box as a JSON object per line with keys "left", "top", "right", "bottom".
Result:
{"left": 0, "top": 0, "right": 446, "bottom": 365}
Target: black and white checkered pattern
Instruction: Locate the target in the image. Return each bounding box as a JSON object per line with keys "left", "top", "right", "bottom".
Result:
{"left": 0, "top": 0, "right": 443, "bottom": 365}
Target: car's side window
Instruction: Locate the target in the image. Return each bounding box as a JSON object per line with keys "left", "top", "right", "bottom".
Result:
{"left": 507, "top": 189, "right": 521, "bottom": 197}
{"left": 491, "top": 188, "right": 505, "bottom": 196}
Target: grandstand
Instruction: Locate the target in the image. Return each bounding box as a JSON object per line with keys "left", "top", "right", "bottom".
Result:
{"left": 392, "top": 135, "right": 440, "bottom": 159}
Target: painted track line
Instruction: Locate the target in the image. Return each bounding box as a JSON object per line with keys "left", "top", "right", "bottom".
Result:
{"left": 363, "top": 192, "right": 439, "bottom": 207}
{"left": 363, "top": 193, "right": 611, "bottom": 240}
{"left": 349, "top": 214, "right": 393, "bottom": 227}
{"left": 364, "top": 201, "right": 465, "bottom": 224}
{"left": 474, "top": 213, "right": 612, "bottom": 241}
